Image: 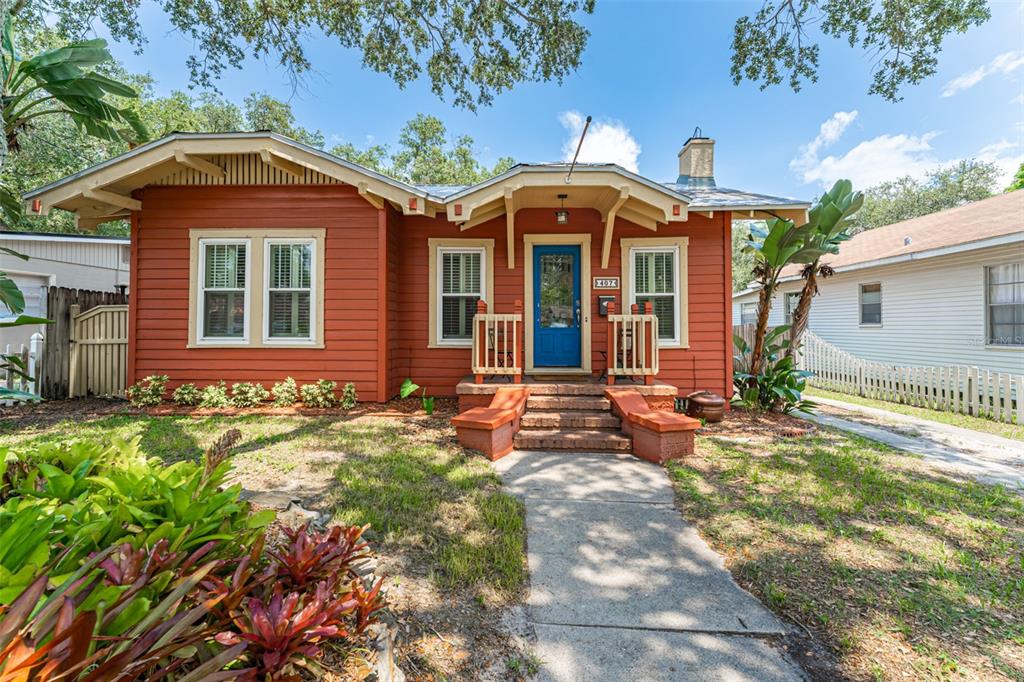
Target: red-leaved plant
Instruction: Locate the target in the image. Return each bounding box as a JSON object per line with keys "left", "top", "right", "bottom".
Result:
{"left": 269, "top": 522, "right": 371, "bottom": 588}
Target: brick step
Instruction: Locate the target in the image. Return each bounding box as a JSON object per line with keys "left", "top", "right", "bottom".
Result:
{"left": 521, "top": 411, "right": 621, "bottom": 429}
{"left": 514, "top": 428, "right": 631, "bottom": 451}
{"left": 522, "top": 382, "right": 607, "bottom": 396}
{"left": 526, "top": 395, "right": 611, "bottom": 411}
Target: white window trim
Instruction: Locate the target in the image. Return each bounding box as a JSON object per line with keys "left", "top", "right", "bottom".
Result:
{"left": 197, "top": 238, "right": 251, "bottom": 345}
{"left": 740, "top": 302, "right": 757, "bottom": 326}
{"left": 984, "top": 261, "right": 1024, "bottom": 349}
{"left": 262, "top": 238, "right": 317, "bottom": 345}
{"left": 784, "top": 291, "right": 801, "bottom": 324}
{"left": 435, "top": 245, "right": 487, "bottom": 348}
{"left": 858, "top": 282, "right": 882, "bottom": 327}
{"left": 628, "top": 245, "right": 681, "bottom": 347}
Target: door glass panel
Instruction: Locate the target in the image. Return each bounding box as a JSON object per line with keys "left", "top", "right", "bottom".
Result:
{"left": 539, "top": 254, "right": 574, "bottom": 328}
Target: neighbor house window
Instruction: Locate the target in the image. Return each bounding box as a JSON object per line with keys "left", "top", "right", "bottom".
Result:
{"left": 632, "top": 247, "right": 679, "bottom": 345}
{"left": 438, "top": 247, "right": 485, "bottom": 343}
{"left": 265, "top": 240, "right": 315, "bottom": 343}
{"left": 987, "top": 262, "right": 1024, "bottom": 346}
{"left": 740, "top": 302, "right": 757, "bottom": 325}
{"left": 784, "top": 292, "right": 801, "bottom": 324}
{"left": 199, "top": 240, "right": 249, "bottom": 342}
{"left": 859, "top": 283, "right": 882, "bottom": 325}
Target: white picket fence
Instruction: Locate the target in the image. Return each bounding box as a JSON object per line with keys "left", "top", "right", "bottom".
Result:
{"left": 1, "top": 333, "right": 45, "bottom": 404}
{"left": 800, "top": 331, "right": 1022, "bottom": 424}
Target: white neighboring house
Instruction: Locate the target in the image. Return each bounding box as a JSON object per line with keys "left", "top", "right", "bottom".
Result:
{"left": 1, "top": 231, "right": 130, "bottom": 348}
{"left": 733, "top": 191, "right": 1024, "bottom": 375}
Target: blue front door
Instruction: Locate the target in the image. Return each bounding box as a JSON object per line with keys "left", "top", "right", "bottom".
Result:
{"left": 534, "top": 245, "right": 582, "bottom": 367}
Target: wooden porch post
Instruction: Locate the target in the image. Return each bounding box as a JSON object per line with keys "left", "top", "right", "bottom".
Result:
{"left": 643, "top": 301, "right": 654, "bottom": 385}
{"left": 474, "top": 299, "right": 488, "bottom": 384}
{"left": 513, "top": 299, "right": 523, "bottom": 384}
{"left": 606, "top": 300, "right": 616, "bottom": 385}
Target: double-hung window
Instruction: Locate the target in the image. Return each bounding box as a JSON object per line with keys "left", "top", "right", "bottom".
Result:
{"left": 987, "top": 262, "right": 1024, "bottom": 346}
{"left": 265, "top": 240, "right": 315, "bottom": 343}
{"left": 859, "top": 283, "right": 882, "bottom": 325}
{"left": 438, "top": 247, "right": 485, "bottom": 344}
{"left": 740, "top": 302, "right": 757, "bottom": 325}
{"left": 784, "top": 292, "right": 801, "bottom": 324}
{"left": 199, "top": 240, "right": 249, "bottom": 342}
{"left": 631, "top": 246, "right": 679, "bottom": 345}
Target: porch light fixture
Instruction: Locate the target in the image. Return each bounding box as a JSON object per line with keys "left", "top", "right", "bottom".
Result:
{"left": 555, "top": 194, "right": 569, "bottom": 225}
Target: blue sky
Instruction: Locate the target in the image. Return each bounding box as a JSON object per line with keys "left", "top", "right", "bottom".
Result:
{"left": 104, "top": 0, "right": 1023, "bottom": 200}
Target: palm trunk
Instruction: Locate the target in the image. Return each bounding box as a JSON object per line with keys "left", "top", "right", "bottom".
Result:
{"left": 785, "top": 265, "right": 818, "bottom": 362}
{"left": 749, "top": 275, "right": 778, "bottom": 376}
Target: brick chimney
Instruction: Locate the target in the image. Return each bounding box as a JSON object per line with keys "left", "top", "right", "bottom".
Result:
{"left": 677, "top": 129, "right": 715, "bottom": 188}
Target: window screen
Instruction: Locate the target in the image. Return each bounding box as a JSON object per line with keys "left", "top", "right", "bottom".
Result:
{"left": 633, "top": 249, "right": 677, "bottom": 341}
{"left": 988, "top": 263, "right": 1024, "bottom": 346}
{"left": 267, "top": 242, "right": 313, "bottom": 339}
{"left": 860, "top": 283, "right": 881, "bottom": 325}
{"left": 440, "top": 249, "right": 483, "bottom": 340}
{"left": 740, "top": 302, "right": 757, "bottom": 325}
{"left": 202, "top": 242, "right": 247, "bottom": 338}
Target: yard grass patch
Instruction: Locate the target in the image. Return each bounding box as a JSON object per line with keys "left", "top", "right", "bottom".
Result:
{"left": 668, "top": 427, "right": 1024, "bottom": 681}
{"left": 806, "top": 386, "right": 1024, "bottom": 442}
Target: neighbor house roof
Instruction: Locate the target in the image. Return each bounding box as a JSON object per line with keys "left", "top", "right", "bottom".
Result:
{"left": 733, "top": 191, "right": 1024, "bottom": 298}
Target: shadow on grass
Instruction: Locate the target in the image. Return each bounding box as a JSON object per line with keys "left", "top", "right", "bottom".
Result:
{"left": 667, "top": 431, "right": 1024, "bottom": 680}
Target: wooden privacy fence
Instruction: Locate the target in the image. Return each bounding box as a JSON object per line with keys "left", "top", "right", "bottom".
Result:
{"left": 606, "top": 301, "right": 659, "bottom": 385}
{"left": 42, "top": 287, "right": 129, "bottom": 398}
{"left": 68, "top": 304, "right": 129, "bottom": 398}
{"left": 800, "top": 331, "right": 1023, "bottom": 424}
{"left": 2, "top": 333, "right": 44, "bottom": 403}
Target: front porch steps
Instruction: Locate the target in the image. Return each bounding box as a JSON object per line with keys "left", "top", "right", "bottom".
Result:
{"left": 516, "top": 393, "right": 630, "bottom": 451}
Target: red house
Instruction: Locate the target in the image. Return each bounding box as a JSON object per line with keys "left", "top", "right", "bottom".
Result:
{"left": 26, "top": 131, "right": 806, "bottom": 452}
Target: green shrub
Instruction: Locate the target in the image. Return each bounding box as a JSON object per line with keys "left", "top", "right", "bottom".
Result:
{"left": 231, "top": 381, "right": 269, "bottom": 407}
{"left": 300, "top": 379, "right": 337, "bottom": 408}
{"left": 272, "top": 376, "right": 299, "bottom": 406}
{"left": 171, "top": 382, "right": 200, "bottom": 406}
{"left": 125, "top": 374, "right": 167, "bottom": 407}
{"left": 339, "top": 382, "right": 358, "bottom": 409}
{"left": 199, "top": 381, "right": 230, "bottom": 408}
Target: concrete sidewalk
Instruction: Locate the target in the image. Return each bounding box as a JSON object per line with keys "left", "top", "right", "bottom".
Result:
{"left": 801, "top": 396, "right": 1023, "bottom": 491}
{"left": 494, "top": 450, "right": 804, "bottom": 682}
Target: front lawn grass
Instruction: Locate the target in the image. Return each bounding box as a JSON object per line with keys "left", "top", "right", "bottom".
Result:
{"left": 806, "top": 386, "right": 1024, "bottom": 442}
{"left": 0, "top": 411, "right": 525, "bottom": 595}
{"left": 668, "top": 428, "right": 1024, "bottom": 681}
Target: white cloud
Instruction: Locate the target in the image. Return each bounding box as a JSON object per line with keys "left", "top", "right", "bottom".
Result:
{"left": 791, "top": 113, "right": 1023, "bottom": 189}
{"left": 790, "top": 110, "right": 858, "bottom": 176}
{"left": 1012, "top": 92, "right": 1024, "bottom": 106}
{"left": 941, "top": 51, "right": 1024, "bottom": 97}
{"left": 559, "top": 111, "right": 641, "bottom": 173}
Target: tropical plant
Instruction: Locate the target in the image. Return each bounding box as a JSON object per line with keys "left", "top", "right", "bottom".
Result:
{"left": 783, "top": 179, "right": 863, "bottom": 360}
{"left": 300, "top": 380, "right": 337, "bottom": 408}
{"left": 269, "top": 522, "right": 371, "bottom": 589}
{"left": 400, "top": 378, "right": 434, "bottom": 414}
{"left": 126, "top": 374, "right": 168, "bottom": 406}
{"left": 231, "top": 382, "right": 269, "bottom": 408}
{"left": 272, "top": 377, "right": 299, "bottom": 407}
{"left": 733, "top": 327, "right": 816, "bottom": 414}
{"left": 0, "top": 248, "right": 48, "bottom": 402}
{"left": 199, "top": 381, "right": 231, "bottom": 408}
{"left": 172, "top": 382, "right": 201, "bottom": 406}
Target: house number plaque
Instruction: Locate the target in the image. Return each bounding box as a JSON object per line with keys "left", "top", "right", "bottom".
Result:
{"left": 594, "top": 277, "right": 619, "bottom": 289}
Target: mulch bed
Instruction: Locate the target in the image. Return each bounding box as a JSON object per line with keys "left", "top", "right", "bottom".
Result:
{"left": 698, "top": 407, "right": 816, "bottom": 440}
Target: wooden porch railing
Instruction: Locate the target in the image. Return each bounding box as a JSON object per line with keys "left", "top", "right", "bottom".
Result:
{"left": 606, "top": 301, "right": 659, "bottom": 385}
{"left": 472, "top": 300, "right": 523, "bottom": 384}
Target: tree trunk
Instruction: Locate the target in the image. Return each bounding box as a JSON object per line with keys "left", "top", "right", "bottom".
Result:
{"left": 749, "top": 276, "right": 778, "bottom": 376}
{"left": 785, "top": 265, "right": 818, "bottom": 362}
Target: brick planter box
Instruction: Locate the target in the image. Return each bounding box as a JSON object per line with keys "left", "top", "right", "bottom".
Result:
{"left": 630, "top": 411, "right": 700, "bottom": 464}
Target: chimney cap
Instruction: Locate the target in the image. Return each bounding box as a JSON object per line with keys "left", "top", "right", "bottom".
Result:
{"left": 685, "top": 126, "right": 710, "bottom": 144}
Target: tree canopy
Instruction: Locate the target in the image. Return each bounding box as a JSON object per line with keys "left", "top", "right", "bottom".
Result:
{"left": 849, "top": 159, "right": 1001, "bottom": 233}
{"left": 1007, "top": 162, "right": 1024, "bottom": 192}
{"left": 11, "top": 0, "right": 595, "bottom": 111}
{"left": 730, "top": 0, "right": 991, "bottom": 101}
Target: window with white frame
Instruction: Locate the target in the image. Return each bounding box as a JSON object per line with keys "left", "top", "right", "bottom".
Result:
{"left": 265, "top": 240, "right": 315, "bottom": 342}
{"left": 438, "top": 247, "right": 484, "bottom": 343}
{"left": 740, "top": 302, "right": 757, "bottom": 325}
{"left": 784, "top": 292, "right": 801, "bottom": 324}
{"left": 860, "top": 283, "right": 882, "bottom": 325}
{"left": 987, "top": 262, "right": 1024, "bottom": 346}
{"left": 631, "top": 246, "right": 679, "bottom": 344}
{"left": 199, "top": 240, "right": 249, "bottom": 341}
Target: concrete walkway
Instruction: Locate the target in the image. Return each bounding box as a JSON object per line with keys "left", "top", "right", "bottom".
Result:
{"left": 494, "top": 450, "right": 804, "bottom": 682}
{"left": 800, "top": 396, "right": 1024, "bottom": 491}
